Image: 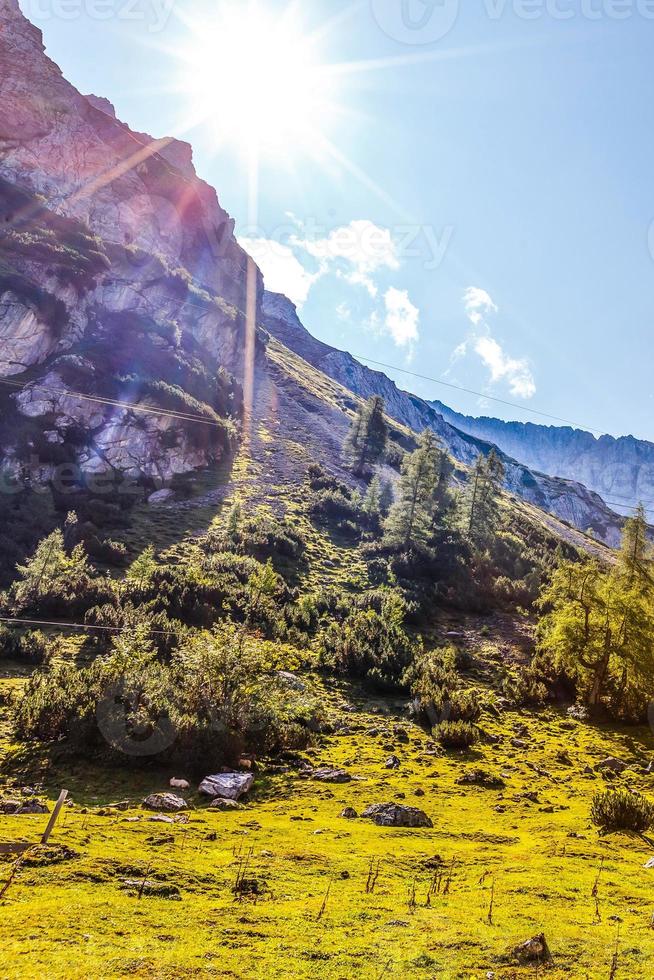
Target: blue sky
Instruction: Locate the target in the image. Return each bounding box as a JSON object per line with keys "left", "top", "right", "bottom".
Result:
{"left": 21, "top": 0, "right": 654, "bottom": 440}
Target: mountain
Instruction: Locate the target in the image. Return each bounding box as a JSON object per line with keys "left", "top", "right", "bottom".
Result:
{"left": 262, "top": 292, "right": 628, "bottom": 546}
{"left": 0, "top": 0, "right": 261, "bottom": 483}
{"left": 0, "top": 0, "right": 631, "bottom": 551}
{"left": 429, "top": 401, "right": 654, "bottom": 521}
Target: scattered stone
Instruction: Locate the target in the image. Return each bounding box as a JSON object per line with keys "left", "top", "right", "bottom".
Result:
{"left": 340, "top": 807, "right": 358, "bottom": 819}
{"left": 643, "top": 858, "right": 654, "bottom": 869}
{"left": 276, "top": 671, "right": 307, "bottom": 692}
{"left": 145, "top": 834, "right": 175, "bottom": 846}
{"left": 143, "top": 793, "right": 188, "bottom": 813}
{"left": 556, "top": 750, "right": 572, "bottom": 766}
{"left": 511, "top": 738, "right": 528, "bottom": 749}
{"left": 120, "top": 878, "right": 181, "bottom": 899}
{"left": 513, "top": 792, "right": 540, "bottom": 804}
{"left": 148, "top": 815, "right": 175, "bottom": 824}
{"left": 169, "top": 778, "right": 190, "bottom": 790}
{"left": 393, "top": 727, "right": 410, "bottom": 743}
{"left": 199, "top": 772, "right": 254, "bottom": 800}
{"left": 21, "top": 845, "right": 78, "bottom": 867}
{"left": 509, "top": 933, "right": 553, "bottom": 966}
{"left": 422, "top": 854, "right": 444, "bottom": 869}
{"left": 209, "top": 798, "right": 243, "bottom": 811}
{"left": 595, "top": 757, "right": 628, "bottom": 775}
{"left": 234, "top": 878, "right": 267, "bottom": 897}
{"left": 384, "top": 755, "right": 401, "bottom": 770}
{"left": 362, "top": 803, "right": 433, "bottom": 829}
{"left": 414, "top": 788, "right": 425, "bottom": 797}
{"left": 456, "top": 769, "right": 506, "bottom": 789}
{"left": 147, "top": 488, "right": 175, "bottom": 506}
{"left": 1, "top": 797, "right": 50, "bottom": 815}
{"left": 310, "top": 768, "right": 352, "bottom": 784}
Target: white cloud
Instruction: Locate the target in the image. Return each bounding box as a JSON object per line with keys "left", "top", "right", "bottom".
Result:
{"left": 384, "top": 287, "right": 419, "bottom": 350}
{"left": 452, "top": 286, "right": 536, "bottom": 399}
{"left": 463, "top": 286, "right": 498, "bottom": 327}
{"left": 474, "top": 335, "right": 536, "bottom": 399}
{"left": 241, "top": 219, "right": 420, "bottom": 356}
{"left": 293, "top": 219, "right": 400, "bottom": 299}
{"left": 238, "top": 237, "right": 319, "bottom": 308}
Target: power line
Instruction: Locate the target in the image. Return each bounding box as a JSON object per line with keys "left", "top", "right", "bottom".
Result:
{"left": 0, "top": 376, "right": 230, "bottom": 430}
{"left": 0, "top": 615, "right": 180, "bottom": 637}
{"left": 351, "top": 354, "right": 606, "bottom": 435}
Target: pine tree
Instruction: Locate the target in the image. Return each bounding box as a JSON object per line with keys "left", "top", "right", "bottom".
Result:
{"left": 383, "top": 429, "right": 447, "bottom": 550}
{"left": 127, "top": 545, "right": 157, "bottom": 590}
{"left": 538, "top": 510, "right": 654, "bottom": 716}
{"left": 227, "top": 502, "right": 242, "bottom": 537}
{"left": 343, "top": 396, "right": 388, "bottom": 477}
{"left": 363, "top": 476, "right": 382, "bottom": 519}
{"left": 467, "top": 449, "right": 505, "bottom": 544}
{"left": 379, "top": 479, "right": 395, "bottom": 516}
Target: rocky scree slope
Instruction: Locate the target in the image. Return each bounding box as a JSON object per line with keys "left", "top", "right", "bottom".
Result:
{"left": 263, "top": 291, "right": 628, "bottom": 546}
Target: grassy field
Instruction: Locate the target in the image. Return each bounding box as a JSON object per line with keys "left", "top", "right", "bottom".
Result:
{"left": 2, "top": 662, "right": 654, "bottom": 979}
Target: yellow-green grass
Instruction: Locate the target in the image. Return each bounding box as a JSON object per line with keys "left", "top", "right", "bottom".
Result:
{"left": 2, "top": 667, "right": 654, "bottom": 979}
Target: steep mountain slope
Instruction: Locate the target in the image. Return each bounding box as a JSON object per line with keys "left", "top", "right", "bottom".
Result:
{"left": 262, "top": 292, "right": 628, "bottom": 546}
{"left": 429, "top": 400, "right": 654, "bottom": 520}
{"left": 0, "top": 0, "right": 259, "bottom": 483}
{"left": 0, "top": 0, "right": 630, "bottom": 553}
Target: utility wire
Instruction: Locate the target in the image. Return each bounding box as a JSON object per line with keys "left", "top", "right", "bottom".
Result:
{"left": 0, "top": 615, "right": 181, "bottom": 637}
{"left": 351, "top": 354, "right": 606, "bottom": 435}
{"left": 0, "top": 376, "right": 229, "bottom": 429}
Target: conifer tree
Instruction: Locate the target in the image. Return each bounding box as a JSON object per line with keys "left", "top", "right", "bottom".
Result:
{"left": 538, "top": 505, "right": 654, "bottom": 715}
{"left": 343, "top": 396, "right": 388, "bottom": 477}
{"left": 363, "top": 475, "right": 382, "bottom": 519}
{"left": 383, "top": 429, "right": 448, "bottom": 550}
{"left": 467, "top": 448, "right": 505, "bottom": 543}
{"left": 379, "top": 479, "right": 395, "bottom": 516}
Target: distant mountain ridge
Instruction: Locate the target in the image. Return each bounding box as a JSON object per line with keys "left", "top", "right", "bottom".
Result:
{"left": 262, "top": 292, "right": 629, "bottom": 547}
{"left": 429, "top": 401, "right": 654, "bottom": 520}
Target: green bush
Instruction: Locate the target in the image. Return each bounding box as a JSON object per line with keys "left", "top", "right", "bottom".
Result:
{"left": 590, "top": 789, "right": 654, "bottom": 834}
{"left": 15, "top": 624, "right": 319, "bottom": 769}
{"left": 0, "top": 625, "right": 58, "bottom": 665}
{"left": 434, "top": 720, "right": 478, "bottom": 749}
{"left": 318, "top": 592, "right": 421, "bottom": 691}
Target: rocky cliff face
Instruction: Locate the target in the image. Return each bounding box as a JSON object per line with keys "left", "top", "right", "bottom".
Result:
{"left": 0, "top": 0, "right": 261, "bottom": 484}
{"left": 263, "top": 292, "right": 627, "bottom": 546}
{"left": 430, "top": 401, "right": 654, "bottom": 521}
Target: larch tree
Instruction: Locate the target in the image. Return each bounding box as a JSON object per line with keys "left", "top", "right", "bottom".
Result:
{"left": 467, "top": 449, "right": 505, "bottom": 544}
{"left": 537, "top": 504, "right": 654, "bottom": 716}
{"left": 383, "top": 429, "right": 449, "bottom": 550}
{"left": 343, "top": 396, "right": 388, "bottom": 477}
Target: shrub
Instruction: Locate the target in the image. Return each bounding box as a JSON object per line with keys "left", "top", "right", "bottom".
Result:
{"left": 205, "top": 509, "right": 306, "bottom": 563}
{"left": 434, "top": 720, "right": 478, "bottom": 749}
{"left": 590, "top": 789, "right": 654, "bottom": 834}
{"left": 14, "top": 624, "right": 319, "bottom": 769}
{"left": 0, "top": 626, "right": 55, "bottom": 665}
{"left": 318, "top": 592, "right": 421, "bottom": 691}
{"left": 2, "top": 528, "right": 117, "bottom": 618}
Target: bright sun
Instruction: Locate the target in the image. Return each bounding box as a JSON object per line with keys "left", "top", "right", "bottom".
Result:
{"left": 178, "top": 3, "right": 335, "bottom": 158}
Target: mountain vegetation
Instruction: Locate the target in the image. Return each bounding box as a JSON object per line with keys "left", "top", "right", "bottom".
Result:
{"left": 2, "top": 3, "right": 654, "bottom": 976}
